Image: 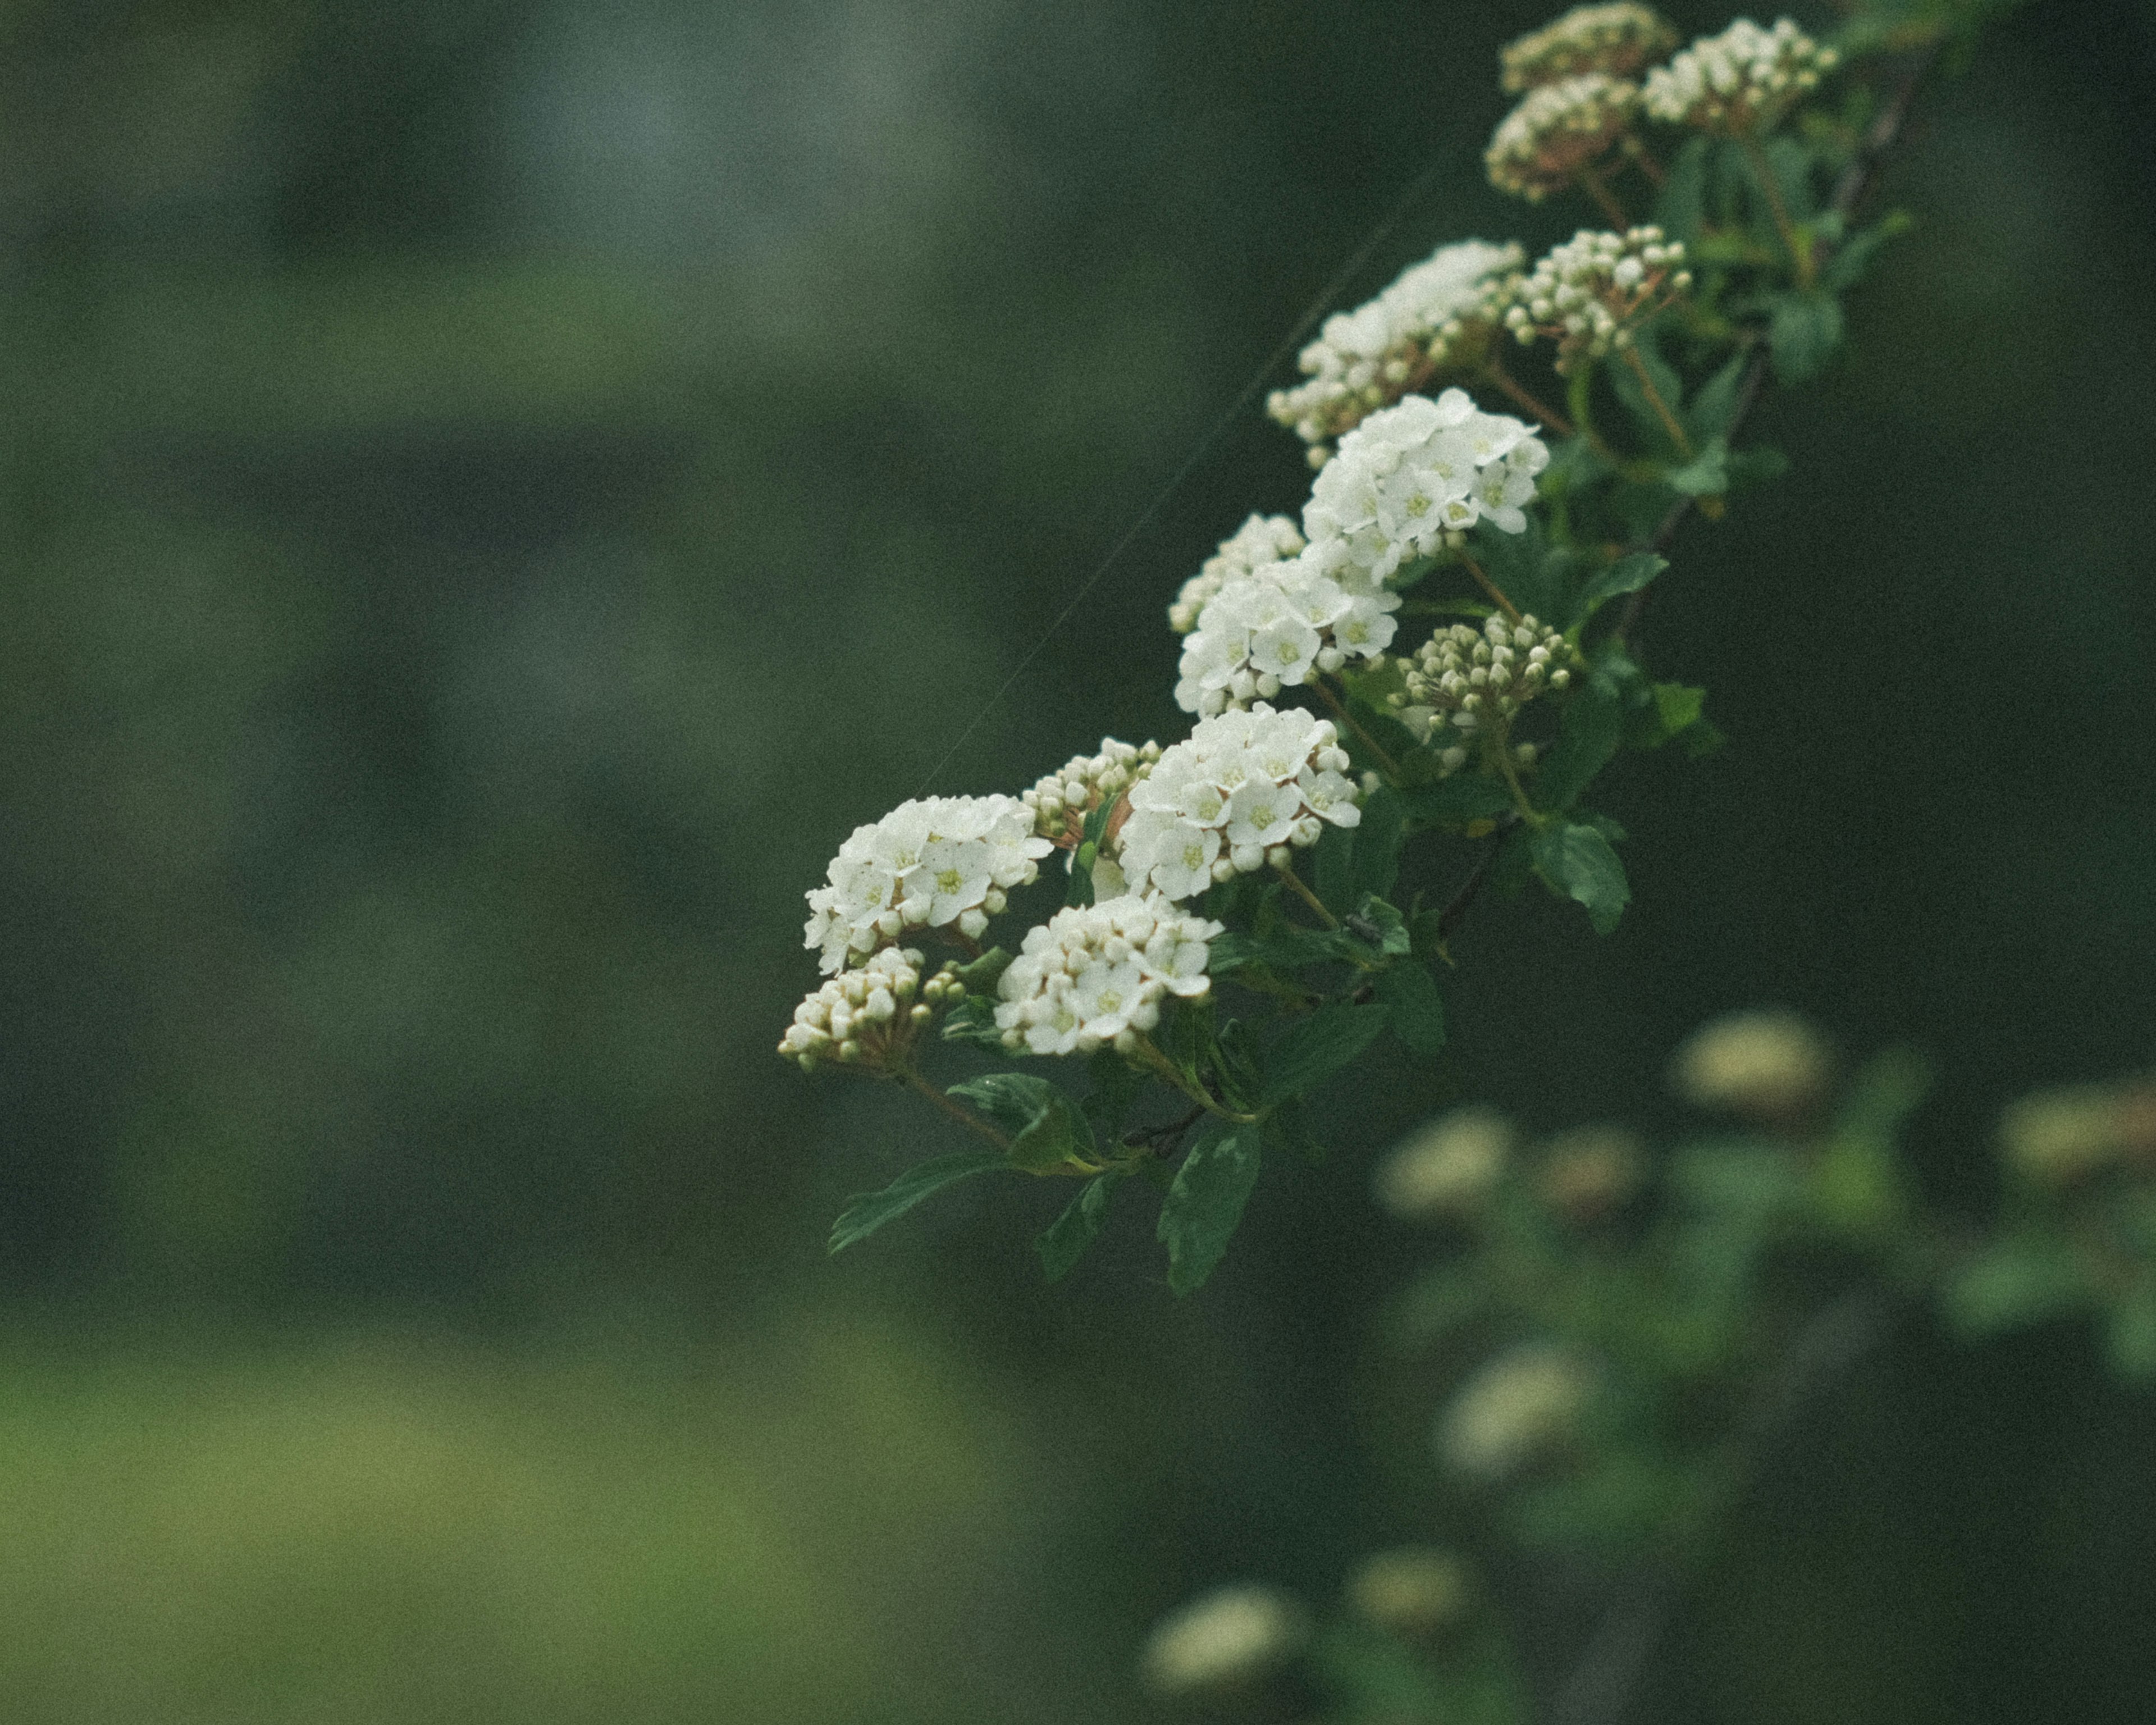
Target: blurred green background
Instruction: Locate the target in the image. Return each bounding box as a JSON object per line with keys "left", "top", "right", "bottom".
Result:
{"left": 1, "top": 0, "right": 2152, "bottom": 1719}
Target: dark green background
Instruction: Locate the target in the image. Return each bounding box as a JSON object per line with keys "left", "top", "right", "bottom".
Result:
{"left": 1, "top": 1, "right": 2151, "bottom": 1719}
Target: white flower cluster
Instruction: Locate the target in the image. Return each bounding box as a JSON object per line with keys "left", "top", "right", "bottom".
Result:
{"left": 1504, "top": 226, "right": 1690, "bottom": 372}
{"left": 1265, "top": 240, "right": 1524, "bottom": 453}
{"left": 1173, "top": 549, "right": 1401, "bottom": 718}
{"left": 994, "top": 895, "right": 1223, "bottom": 1057}
{"left": 1169, "top": 514, "right": 1305, "bottom": 634}
{"left": 1437, "top": 1344, "right": 1598, "bottom": 1482}
{"left": 802, "top": 794, "right": 1051, "bottom": 974}
{"left": 1115, "top": 706, "right": 1361, "bottom": 901}
{"left": 1304, "top": 390, "right": 1550, "bottom": 582}
{"left": 1501, "top": 3, "right": 1677, "bottom": 92}
{"left": 779, "top": 945, "right": 953, "bottom": 1070}
{"left": 1642, "top": 17, "right": 1837, "bottom": 137}
{"left": 1021, "top": 737, "right": 1161, "bottom": 846}
{"left": 1142, "top": 1585, "right": 1309, "bottom": 1697}
{"left": 1396, "top": 612, "right": 1577, "bottom": 749}
{"left": 1486, "top": 72, "right": 1639, "bottom": 202}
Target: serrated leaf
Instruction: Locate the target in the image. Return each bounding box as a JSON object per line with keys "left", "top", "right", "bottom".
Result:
{"left": 829, "top": 1149, "right": 1007, "bottom": 1254}
{"left": 1534, "top": 679, "right": 1628, "bottom": 813}
{"left": 1375, "top": 961, "right": 1446, "bottom": 1057}
{"left": 1036, "top": 1171, "right": 1123, "bottom": 1283}
{"left": 1157, "top": 1120, "right": 1263, "bottom": 1295}
{"left": 1260, "top": 1002, "right": 1390, "bottom": 1105}
{"left": 1573, "top": 552, "right": 1667, "bottom": 624}
{"left": 948, "top": 1071, "right": 1096, "bottom": 1172}
{"left": 1767, "top": 291, "right": 1845, "bottom": 384}
{"left": 1528, "top": 820, "right": 1630, "bottom": 933}
{"left": 1347, "top": 893, "right": 1412, "bottom": 958}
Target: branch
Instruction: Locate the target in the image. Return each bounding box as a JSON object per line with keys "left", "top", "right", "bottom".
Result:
{"left": 1614, "top": 45, "right": 1942, "bottom": 642}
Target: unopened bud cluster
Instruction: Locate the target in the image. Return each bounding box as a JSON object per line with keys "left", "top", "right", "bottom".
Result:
{"left": 1999, "top": 1078, "right": 2156, "bottom": 1186}
{"left": 1505, "top": 227, "right": 1690, "bottom": 371}
{"left": 802, "top": 794, "right": 1052, "bottom": 975}
{"left": 1394, "top": 613, "right": 1576, "bottom": 760}
{"left": 1486, "top": 72, "right": 1639, "bottom": 202}
{"left": 1501, "top": 3, "right": 1677, "bottom": 92}
{"left": 1642, "top": 17, "right": 1837, "bottom": 138}
{"left": 1266, "top": 240, "right": 1524, "bottom": 454}
{"left": 780, "top": 946, "right": 958, "bottom": 1071}
{"left": 1373, "top": 1105, "right": 1515, "bottom": 1223}
{"left": 994, "top": 895, "right": 1222, "bottom": 1057}
{"left": 1170, "top": 514, "right": 1305, "bottom": 635}
{"left": 1115, "top": 706, "right": 1362, "bottom": 900}
{"left": 1670, "top": 1007, "right": 1832, "bottom": 1125}
{"left": 1022, "top": 737, "right": 1160, "bottom": 846}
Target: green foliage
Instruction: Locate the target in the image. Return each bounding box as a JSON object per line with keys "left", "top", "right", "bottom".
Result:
{"left": 1158, "top": 1120, "right": 1264, "bottom": 1294}
{"left": 949, "top": 1072, "right": 1097, "bottom": 1172}
{"left": 1262, "top": 1003, "right": 1392, "bottom": 1105}
{"left": 1376, "top": 961, "right": 1446, "bottom": 1058}
{"left": 1528, "top": 822, "right": 1630, "bottom": 934}
{"left": 1036, "top": 1171, "right": 1124, "bottom": 1283}
{"left": 1767, "top": 291, "right": 1847, "bottom": 384}
{"left": 829, "top": 1151, "right": 1008, "bottom": 1255}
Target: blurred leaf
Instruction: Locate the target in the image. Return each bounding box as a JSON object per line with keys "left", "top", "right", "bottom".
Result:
{"left": 829, "top": 1151, "right": 1007, "bottom": 1254}
{"left": 2107, "top": 1284, "right": 2156, "bottom": 1383}
{"left": 1036, "top": 1172, "right": 1123, "bottom": 1283}
{"left": 1157, "top": 1120, "right": 1263, "bottom": 1295}
{"left": 1946, "top": 1234, "right": 2098, "bottom": 1338}
{"left": 1401, "top": 775, "right": 1515, "bottom": 827}
{"left": 1655, "top": 135, "right": 1712, "bottom": 240}
{"left": 1627, "top": 682, "right": 1706, "bottom": 750}
{"left": 1767, "top": 291, "right": 1846, "bottom": 384}
{"left": 1684, "top": 353, "right": 1748, "bottom": 444}
{"left": 1529, "top": 821, "right": 1630, "bottom": 933}
{"left": 1664, "top": 439, "right": 1730, "bottom": 498}
{"left": 1376, "top": 961, "right": 1446, "bottom": 1057}
{"left": 1260, "top": 1003, "right": 1390, "bottom": 1105}
{"left": 1670, "top": 1141, "right": 1804, "bottom": 1220}
{"left": 1824, "top": 210, "right": 1916, "bottom": 292}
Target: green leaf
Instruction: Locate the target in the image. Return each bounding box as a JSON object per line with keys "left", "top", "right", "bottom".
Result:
{"left": 1607, "top": 323, "right": 1686, "bottom": 453}
{"left": 1082, "top": 1045, "right": 1146, "bottom": 1137}
{"left": 1312, "top": 819, "right": 1356, "bottom": 912}
{"left": 1573, "top": 552, "right": 1667, "bottom": 624}
{"left": 948, "top": 1072, "right": 1097, "bottom": 1172}
{"left": 1625, "top": 681, "right": 1706, "bottom": 750}
{"left": 1353, "top": 786, "right": 1405, "bottom": 900}
{"left": 1157, "top": 1120, "right": 1263, "bottom": 1295}
{"left": 1401, "top": 774, "right": 1515, "bottom": 827}
{"left": 1947, "top": 1234, "right": 2098, "bottom": 1338}
{"left": 1654, "top": 135, "right": 1711, "bottom": 241}
{"left": 1823, "top": 210, "right": 1913, "bottom": 293}
{"left": 1767, "top": 291, "right": 1845, "bottom": 384}
{"left": 1036, "top": 1171, "right": 1123, "bottom": 1283}
{"left": 1260, "top": 1002, "right": 1390, "bottom": 1105}
{"left": 1063, "top": 843, "right": 1095, "bottom": 906}
{"left": 1528, "top": 821, "right": 1630, "bottom": 933}
{"left": 1375, "top": 961, "right": 1446, "bottom": 1057}
{"left": 1347, "top": 893, "right": 1413, "bottom": 959}
{"left": 1684, "top": 353, "right": 1748, "bottom": 444}
{"left": 1208, "top": 924, "right": 1358, "bottom": 975}
{"left": 1664, "top": 438, "right": 1730, "bottom": 498}
{"left": 949, "top": 946, "right": 1012, "bottom": 992}
{"left": 829, "top": 1149, "right": 1007, "bottom": 1254}
{"left": 1534, "top": 678, "right": 1628, "bottom": 813}
{"left": 1725, "top": 446, "right": 1792, "bottom": 490}
{"left": 2107, "top": 1284, "right": 2156, "bottom": 1382}
{"left": 940, "top": 993, "right": 1006, "bottom": 1049}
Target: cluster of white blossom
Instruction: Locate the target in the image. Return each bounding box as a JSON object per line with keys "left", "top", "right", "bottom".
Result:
{"left": 1304, "top": 390, "right": 1550, "bottom": 584}
{"left": 1390, "top": 613, "right": 1575, "bottom": 761}
{"left": 1021, "top": 737, "right": 1161, "bottom": 846}
{"left": 1264, "top": 240, "right": 1524, "bottom": 453}
{"left": 779, "top": 946, "right": 956, "bottom": 1070}
{"left": 1113, "top": 706, "right": 1361, "bottom": 901}
{"left": 802, "top": 794, "right": 1051, "bottom": 974}
{"left": 1172, "top": 550, "right": 1401, "bottom": 718}
{"left": 1501, "top": 3, "right": 1677, "bottom": 92}
{"left": 1141, "top": 1585, "right": 1309, "bottom": 1697}
{"left": 1642, "top": 16, "right": 1837, "bottom": 137}
{"left": 1504, "top": 226, "right": 1690, "bottom": 371}
{"left": 994, "top": 895, "right": 1223, "bottom": 1057}
{"left": 1437, "top": 1344, "right": 1600, "bottom": 1482}
{"left": 1486, "top": 72, "right": 1639, "bottom": 201}
{"left": 1168, "top": 514, "right": 1305, "bottom": 634}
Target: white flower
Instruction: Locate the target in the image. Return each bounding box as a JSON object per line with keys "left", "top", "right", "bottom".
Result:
{"left": 1266, "top": 240, "right": 1525, "bottom": 450}
{"left": 1643, "top": 17, "right": 1837, "bottom": 138}
{"left": 1021, "top": 736, "right": 1160, "bottom": 847}
{"left": 1486, "top": 73, "right": 1639, "bottom": 202}
{"left": 1172, "top": 545, "right": 1398, "bottom": 717}
{"left": 1669, "top": 1007, "right": 1832, "bottom": 1124}
{"left": 994, "top": 895, "right": 1225, "bottom": 1057}
{"left": 1373, "top": 1106, "right": 1515, "bottom": 1222}
{"left": 1141, "top": 1585, "right": 1308, "bottom": 1696}
{"left": 1169, "top": 514, "right": 1307, "bottom": 633}
{"left": 802, "top": 794, "right": 1050, "bottom": 974}
{"left": 1501, "top": 4, "right": 1678, "bottom": 93}
{"left": 1301, "top": 391, "right": 1548, "bottom": 585}
{"left": 1115, "top": 706, "right": 1360, "bottom": 902}
{"left": 1436, "top": 1344, "right": 1598, "bottom": 1482}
